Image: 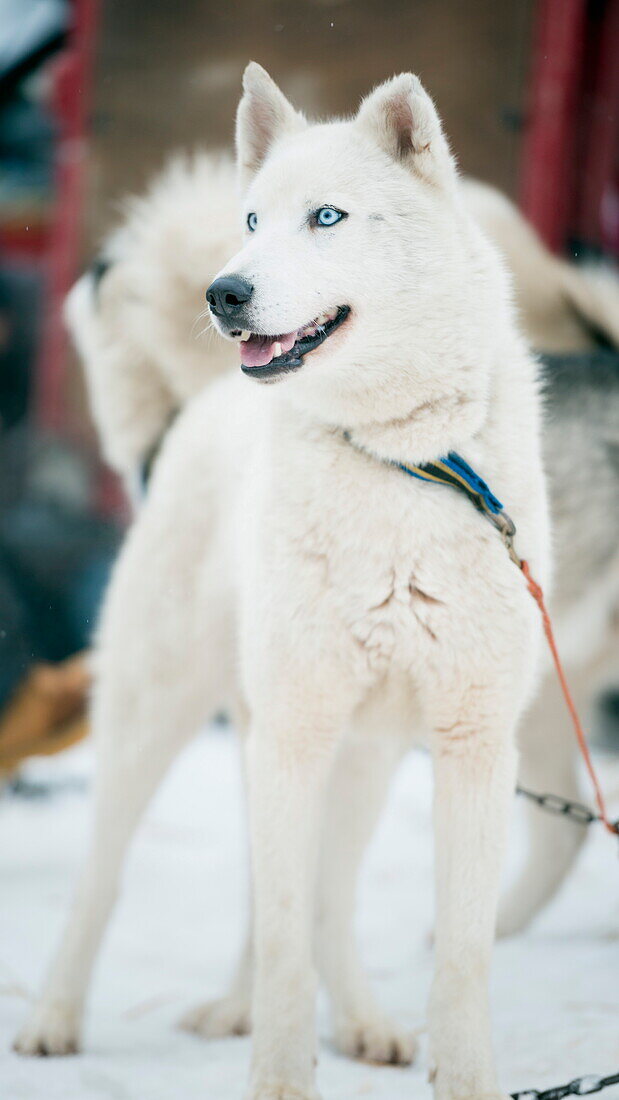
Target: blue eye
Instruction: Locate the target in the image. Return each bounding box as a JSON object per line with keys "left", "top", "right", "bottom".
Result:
{"left": 247, "top": 212, "right": 258, "bottom": 232}
{"left": 315, "top": 206, "right": 347, "bottom": 227}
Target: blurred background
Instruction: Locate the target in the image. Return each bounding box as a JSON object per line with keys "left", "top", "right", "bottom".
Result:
{"left": 3, "top": 0, "right": 618, "bottom": 784}
{"left": 1, "top": 4, "right": 619, "bottom": 1096}
{"left": 1, "top": 0, "right": 618, "bottom": 781}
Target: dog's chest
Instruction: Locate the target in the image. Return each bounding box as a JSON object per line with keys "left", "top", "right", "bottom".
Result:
{"left": 250, "top": 415, "right": 528, "bottom": 683}
{"left": 332, "top": 520, "right": 450, "bottom": 671}
{"left": 347, "top": 565, "right": 441, "bottom": 670}
{"left": 296, "top": 452, "right": 500, "bottom": 673}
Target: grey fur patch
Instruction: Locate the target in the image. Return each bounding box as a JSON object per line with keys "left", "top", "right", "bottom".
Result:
{"left": 541, "top": 350, "right": 619, "bottom": 608}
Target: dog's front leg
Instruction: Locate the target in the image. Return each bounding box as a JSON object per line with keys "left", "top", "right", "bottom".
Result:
{"left": 428, "top": 688, "right": 519, "bottom": 1100}
{"left": 246, "top": 699, "right": 354, "bottom": 1100}
{"left": 316, "top": 726, "right": 417, "bottom": 1065}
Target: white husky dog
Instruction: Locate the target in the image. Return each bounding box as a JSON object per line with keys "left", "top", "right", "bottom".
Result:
{"left": 62, "top": 94, "right": 619, "bottom": 942}
{"left": 16, "top": 64, "right": 550, "bottom": 1100}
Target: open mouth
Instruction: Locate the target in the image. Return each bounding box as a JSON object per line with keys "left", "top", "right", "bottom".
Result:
{"left": 234, "top": 306, "right": 350, "bottom": 380}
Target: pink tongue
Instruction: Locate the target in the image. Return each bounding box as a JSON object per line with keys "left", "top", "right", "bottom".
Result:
{"left": 240, "top": 329, "right": 297, "bottom": 368}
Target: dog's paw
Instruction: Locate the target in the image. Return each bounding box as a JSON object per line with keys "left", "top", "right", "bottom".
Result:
{"left": 333, "top": 1013, "right": 418, "bottom": 1065}
{"left": 178, "top": 993, "right": 251, "bottom": 1039}
{"left": 13, "top": 1000, "right": 81, "bottom": 1057}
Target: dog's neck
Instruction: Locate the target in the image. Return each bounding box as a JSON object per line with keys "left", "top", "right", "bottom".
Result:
{"left": 343, "top": 385, "right": 489, "bottom": 470}
{"left": 275, "top": 352, "right": 494, "bottom": 473}
{"left": 273, "top": 307, "right": 507, "bottom": 471}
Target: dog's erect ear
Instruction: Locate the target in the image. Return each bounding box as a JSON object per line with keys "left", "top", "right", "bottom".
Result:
{"left": 236, "top": 62, "right": 306, "bottom": 189}
{"left": 356, "top": 74, "right": 455, "bottom": 188}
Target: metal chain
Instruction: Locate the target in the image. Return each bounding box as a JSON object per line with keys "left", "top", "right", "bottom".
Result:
{"left": 515, "top": 785, "right": 606, "bottom": 827}
{"left": 511, "top": 1070, "right": 619, "bottom": 1099}
{"left": 511, "top": 789, "right": 619, "bottom": 1099}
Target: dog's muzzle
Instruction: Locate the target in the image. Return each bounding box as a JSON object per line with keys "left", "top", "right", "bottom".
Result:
{"left": 206, "top": 275, "right": 253, "bottom": 326}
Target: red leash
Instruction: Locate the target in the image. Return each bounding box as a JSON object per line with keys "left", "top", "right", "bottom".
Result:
{"left": 520, "top": 559, "right": 619, "bottom": 838}
{"left": 344, "top": 435, "right": 618, "bottom": 839}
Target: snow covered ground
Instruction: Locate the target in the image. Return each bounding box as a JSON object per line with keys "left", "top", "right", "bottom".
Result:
{"left": 2, "top": 726, "right": 619, "bottom": 1100}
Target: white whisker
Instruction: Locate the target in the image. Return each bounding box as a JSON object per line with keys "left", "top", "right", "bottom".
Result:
{"left": 191, "top": 306, "right": 213, "bottom": 337}
{"left": 195, "top": 321, "right": 218, "bottom": 341}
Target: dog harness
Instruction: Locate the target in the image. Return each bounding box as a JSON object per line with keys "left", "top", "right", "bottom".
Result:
{"left": 344, "top": 432, "right": 619, "bottom": 839}
{"left": 384, "top": 448, "right": 521, "bottom": 564}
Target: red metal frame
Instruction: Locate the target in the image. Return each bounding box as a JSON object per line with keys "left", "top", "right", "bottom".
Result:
{"left": 520, "top": 0, "right": 588, "bottom": 253}
{"left": 521, "top": 0, "right": 619, "bottom": 257}
{"left": 575, "top": 0, "right": 619, "bottom": 253}
{"left": 34, "top": 0, "right": 100, "bottom": 433}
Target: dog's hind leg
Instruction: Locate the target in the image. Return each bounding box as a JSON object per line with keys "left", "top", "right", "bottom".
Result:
{"left": 178, "top": 725, "right": 411, "bottom": 1055}
{"left": 179, "top": 724, "right": 412, "bottom": 1056}
{"left": 316, "top": 725, "right": 417, "bottom": 1066}
{"left": 179, "top": 930, "right": 253, "bottom": 1040}
{"left": 14, "top": 464, "right": 230, "bottom": 1057}
{"left": 497, "top": 676, "right": 587, "bottom": 937}
{"left": 13, "top": 727, "right": 194, "bottom": 1056}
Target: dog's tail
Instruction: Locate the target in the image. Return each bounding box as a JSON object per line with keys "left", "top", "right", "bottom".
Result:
{"left": 64, "top": 244, "right": 177, "bottom": 491}
{"left": 64, "top": 258, "right": 111, "bottom": 370}
{"left": 558, "top": 262, "right": 619, "bottom": 350}
{"left": 65, "top": 152, "right": 240, "bottom": 489}
{"left": 463, "top": 178, "right": 619, "bottom": 353}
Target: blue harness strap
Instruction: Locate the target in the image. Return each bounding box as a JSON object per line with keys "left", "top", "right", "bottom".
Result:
{"left": 343, "top": 432, "right": 520, "bottom": 563}
{"left": 396, "top": 451, "right": 504, "bottom": 516}
{"left": 397, "top": 451, "right": 520, "bottom": 564}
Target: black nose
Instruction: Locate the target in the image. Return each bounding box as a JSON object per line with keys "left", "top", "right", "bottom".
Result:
{"left": 206, "top": 275, "right": 253, "bottom": 319}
